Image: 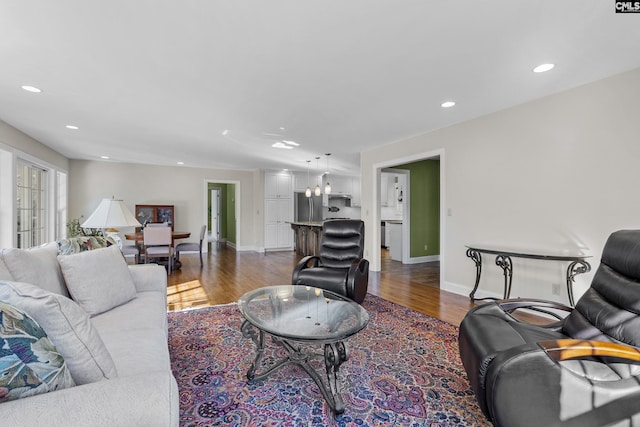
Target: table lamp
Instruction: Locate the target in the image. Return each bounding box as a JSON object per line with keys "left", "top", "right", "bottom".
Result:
{"left": 81, "top": 197, "right": 142, "bottom": 248}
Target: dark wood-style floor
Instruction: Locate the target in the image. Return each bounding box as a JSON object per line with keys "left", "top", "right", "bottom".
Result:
{"left": 166, "top": 244, "right": 478, "bottom": 326}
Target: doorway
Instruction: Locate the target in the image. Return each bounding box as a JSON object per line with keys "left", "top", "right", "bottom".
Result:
{"left": 373, "top": 149, "right": 444, "bottom": 279}
{"left": 205, "top": 181, "right": 239, "bottom": 253}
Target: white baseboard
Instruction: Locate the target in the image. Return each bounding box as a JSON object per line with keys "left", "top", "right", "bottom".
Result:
{"left": 406, "top": 255, "right": 440, "bottom": 264}
{"left": 442, "top": 281, "right": 502, "bottom": 300}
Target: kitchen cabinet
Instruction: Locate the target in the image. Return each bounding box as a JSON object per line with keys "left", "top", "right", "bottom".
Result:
{"left": 351, "top": 177, "right": 361, "bottom": 206}
{"left": 328, "top": 175, "right": 352, "bottom": 195}
{"left": 265, "top": 172, "right": 292, "bottom": 198}
{"left": 264, "top": 171, "right": 293, "bottom": 251}
{"left": 264, "top": 198, "right": 293, "bottom": 250}
{"left": 387, "top": 221, "right": 402, "bottom": 261}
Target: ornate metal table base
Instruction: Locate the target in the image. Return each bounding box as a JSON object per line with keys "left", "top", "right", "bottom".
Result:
{"left": 241, "top": 320, "right": 349, "bottom": 414}
{"left": 466, "top": 246, "right": 591, "bottom": 306}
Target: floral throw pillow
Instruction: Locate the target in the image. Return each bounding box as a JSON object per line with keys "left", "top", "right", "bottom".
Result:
{"left": 56, "top": 236, "right": 115, "bottom": 255}
{"left": 0, "top": 301, "right": 76, "bottom": 402}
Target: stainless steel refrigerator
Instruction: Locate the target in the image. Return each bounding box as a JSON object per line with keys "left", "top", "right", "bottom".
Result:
{"left": 295, "top": 192, "right": 323, "bottom": 222}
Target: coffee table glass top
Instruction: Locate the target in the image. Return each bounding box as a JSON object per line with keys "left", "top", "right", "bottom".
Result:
{"left": 238, "top": 285, "right": 369, "bottom": 342}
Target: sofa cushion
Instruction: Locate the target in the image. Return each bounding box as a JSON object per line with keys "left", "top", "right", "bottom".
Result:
{"left": 58, "top": 245, "right": 137, "bottom": 317}
{"left": 0, "top": 243, "right": 68, "bottom": 297}
{"left": 0, "top": 258, "right": 12, "bottom": 281}
{"left": 0, "top": 301, "right": 76, "bottom": 402}
{"left": 56, "top": 236, "right": 114, "bottom": 255}
{"left": 0, "top": 280, "right": 118, "bottom": 385}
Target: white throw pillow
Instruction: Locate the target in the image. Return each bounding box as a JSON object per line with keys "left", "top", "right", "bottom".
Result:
{"left": 0, "top": 280, "right": 118, "bottom": 385}
{"left": 58, "top": 245, "right": 137, "bottom": 316}
{"left": 0, "top": 242, "right": 69, "bottom": 297}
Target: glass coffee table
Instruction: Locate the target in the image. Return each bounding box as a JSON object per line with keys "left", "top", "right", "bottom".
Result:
{"left": 238, "top": 285, "right": 369, "bottom": 415}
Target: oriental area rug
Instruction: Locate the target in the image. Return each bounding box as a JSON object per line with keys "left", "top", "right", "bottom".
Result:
{"left": 167, "top": 294, "right": 490, "bottom": 427}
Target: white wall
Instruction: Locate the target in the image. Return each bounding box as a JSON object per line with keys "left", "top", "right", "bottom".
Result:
{"left": 0, "top": 120, "right": 69, "bottom": 171}
{"left": 362, "top": 67, "right": 640, "bottom": 304}
{"left": 68, "top": 160, "right": 263, "bottom": 251}
{"left": 0, "top": 120, "right": 69, "bottom": 247}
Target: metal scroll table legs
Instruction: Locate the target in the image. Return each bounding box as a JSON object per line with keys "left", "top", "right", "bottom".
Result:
{"left": 566, "top": 260, "right": 591, "bottom": 306}
{"left": 466, "top": 249, "right": 482, "bottom": 301}
{"left": 241, "top": 320, "right": 349, "bottom": 415}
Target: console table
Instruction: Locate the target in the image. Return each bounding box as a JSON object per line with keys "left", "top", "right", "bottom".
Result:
{"left": 465, "top": 245, "right": 591, "bottom": 306}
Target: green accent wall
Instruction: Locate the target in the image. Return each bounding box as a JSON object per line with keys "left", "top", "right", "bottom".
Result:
{"left": 207, "top": 183, "right": 236, "bottom": 244}
{"left": 393, "top": 160, "right": 440, "bottom": 257}
{"left": 226, "top": 184, "right": 236, "bottom": 244}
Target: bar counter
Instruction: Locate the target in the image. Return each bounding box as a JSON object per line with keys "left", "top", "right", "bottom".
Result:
{"left": 289, "top": 221, "right": 323, "bottom": 256}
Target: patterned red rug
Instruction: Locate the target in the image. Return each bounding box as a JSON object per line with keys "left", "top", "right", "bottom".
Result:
{"left": 168, "top": 294, "right": 490, "bottom": 426}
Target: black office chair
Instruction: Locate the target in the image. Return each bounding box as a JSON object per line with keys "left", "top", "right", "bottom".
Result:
{"left": 292, "top": 219, "right": 369, "bottom": 304}
{"left": 458, "top": 229, "right": 640, "bottom": 427}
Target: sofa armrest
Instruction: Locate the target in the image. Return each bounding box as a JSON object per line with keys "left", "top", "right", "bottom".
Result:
{"left": 128, "top": 264, "right": 167, "bottom": 293}
{"left": 0, "top": 371, "right": 179, "bottom": 427}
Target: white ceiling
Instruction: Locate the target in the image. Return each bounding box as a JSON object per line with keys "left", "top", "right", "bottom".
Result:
{"left": 1, "top": 1, "right": 639, "bottom": 175}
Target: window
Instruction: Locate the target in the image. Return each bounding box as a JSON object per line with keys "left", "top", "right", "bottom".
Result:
{"left": 16, "top": 161, "right": 47, "bottom": 248}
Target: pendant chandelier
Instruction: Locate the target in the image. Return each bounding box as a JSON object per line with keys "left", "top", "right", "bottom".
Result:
{"left": 324, "top": 153, "right": 332, "bottom": 195}
{"left": 305, "top": 160, "right": 312, "bottom": 197}
{"left": 314, "top": 156, "right": 322, "bottom": 196}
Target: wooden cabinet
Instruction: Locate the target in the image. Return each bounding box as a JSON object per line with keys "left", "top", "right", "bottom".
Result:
{"left": 135, "top": 204, "right": 174, "bottom": 230}
{"left": 265, "top": 172, "right": 292, "bottom": 198}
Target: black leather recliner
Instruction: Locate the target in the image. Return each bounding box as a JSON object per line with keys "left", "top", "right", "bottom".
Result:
{"left": 459, "top": 229, "right": 640, "bottom": 427}
{"left": 292, "top": 219, "right": 369, "bottom": 304}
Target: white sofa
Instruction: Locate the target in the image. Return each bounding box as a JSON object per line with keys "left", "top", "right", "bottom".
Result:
{"left": 0, "top": 241, "right": 179, "bottom": 427}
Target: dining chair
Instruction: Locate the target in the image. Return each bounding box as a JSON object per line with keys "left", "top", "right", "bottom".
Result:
{"left": 175, "top": 225, "right": 207, "bottom": 267}
{"left": 143, "top": 226, "right": 173, "bottom": 274}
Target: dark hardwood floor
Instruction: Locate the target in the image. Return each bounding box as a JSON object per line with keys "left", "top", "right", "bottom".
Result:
{"left": 166, "top": 244, "right": 478, "bottom": 326}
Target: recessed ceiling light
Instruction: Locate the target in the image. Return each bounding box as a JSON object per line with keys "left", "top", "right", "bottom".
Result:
{"left": 272, "top": 142, "right": 293, "bottom": 149}
{"left": 282, "top": 140, "right": 299, "bottom": 146}
{"left": 100, "top": 156, "right": 109, "bottom": 160}
{"left": 441, "top": 101, "right": 456, "bottom": 108}
{"left": 279, "top": 127, "right": 285, "bottom": 131}
{"left": 177, "top": 161, "right": 184, "bottom": 165}
{"left": 21, "top": 85, "right": 42, "bottom": 93}
{"left": 533, "top": 63, "right": 555, "bottom": 73}
{"left": 65, "top": 125, "right": 79, "bottom": 130}
{"left": 221, "top": 129, "right": 229, "bottom": 136}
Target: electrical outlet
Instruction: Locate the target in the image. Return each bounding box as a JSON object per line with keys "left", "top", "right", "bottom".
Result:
{"left": 551, "top": 283, "right": 561, "bottom": 295}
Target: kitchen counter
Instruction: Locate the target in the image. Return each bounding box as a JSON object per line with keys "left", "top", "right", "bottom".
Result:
{"left": 289, "top": 222, "right": 323, "bottom": 256}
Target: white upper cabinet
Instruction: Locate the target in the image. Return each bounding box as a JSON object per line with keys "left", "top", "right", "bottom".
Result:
{"left": 265, "top": 172, "right": 292, "bottom": 198}
{"left": 351, "top": 177, "right": 361, "bottom": 206}
{"left": 327, "top": 175, "right": 352, "bottom": 195}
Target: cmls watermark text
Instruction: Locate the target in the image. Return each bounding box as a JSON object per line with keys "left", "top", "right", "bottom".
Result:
{"left": 616, "top": 1, "right": 640, "bottom": 12}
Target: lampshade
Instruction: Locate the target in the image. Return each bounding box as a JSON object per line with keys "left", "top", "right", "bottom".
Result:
{"left": 81, "top": 198, "right": 141, "bottom": 229}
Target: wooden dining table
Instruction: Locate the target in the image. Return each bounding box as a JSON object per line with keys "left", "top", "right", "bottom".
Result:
{"left": 124, "top": 231, "right": 191, "bottom": 245}
{"left": 124, "top": 231, "right": 191, "bottom": 268}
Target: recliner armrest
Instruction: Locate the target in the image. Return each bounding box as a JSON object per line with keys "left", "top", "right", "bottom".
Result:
{"left": 539, "top": 339, "right": 640, "bottom": 364}
{"left": 292, "top": 255, "right": 321, "bottom": 284}
{"left": 497, "top": 298, "right": 573, "bottom": 322}
{"left": 346, "top": 258, "right": 369, "bottom": 304}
